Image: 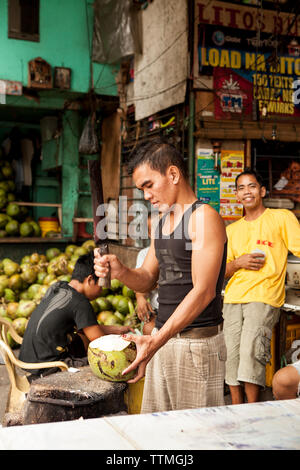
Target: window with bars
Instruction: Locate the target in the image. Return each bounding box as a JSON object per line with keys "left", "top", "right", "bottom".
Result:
{"left": 8, "top": 0, "right": 40, "bottom": 42}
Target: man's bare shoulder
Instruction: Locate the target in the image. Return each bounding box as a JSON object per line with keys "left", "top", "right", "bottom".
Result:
{"left": 190, "top": 203, "right": 226, "bottom": 242}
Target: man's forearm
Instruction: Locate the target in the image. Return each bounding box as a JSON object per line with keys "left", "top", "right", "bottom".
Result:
{"left": 225, "top": 259, "right": 240, "bottom": 279}
{"left": 118, "top": 266, "right": 156, "bottom": 294}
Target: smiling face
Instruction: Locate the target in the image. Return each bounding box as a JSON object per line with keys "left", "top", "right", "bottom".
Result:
{"left": 133, "top": 163, "right": 180, "bottom": 212}
{"left": 236, "top": 174, "right": 266, "bottom": 211}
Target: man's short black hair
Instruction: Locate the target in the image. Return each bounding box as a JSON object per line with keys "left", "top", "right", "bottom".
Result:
{"left": 71, "top": 252, "right": 98, "bottom": 283}
{"left": 128, "top": 137, "right": 188, "bottom": 179}
{"left": 235, "top": 168, "right": 265, "bottom": 188}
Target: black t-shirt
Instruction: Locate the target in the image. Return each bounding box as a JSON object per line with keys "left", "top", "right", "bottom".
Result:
{"left": 19, "top": 281, "right": 97, "bottom": 370}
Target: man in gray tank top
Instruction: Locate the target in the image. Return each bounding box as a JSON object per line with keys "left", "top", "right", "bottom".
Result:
{"left": 94, "top": 137, "right": 228, "bottom": 413}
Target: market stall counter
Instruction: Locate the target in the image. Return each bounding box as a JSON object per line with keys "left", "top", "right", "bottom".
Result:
{"left": 0, "top": 398, "right": 299, "bottom": 450}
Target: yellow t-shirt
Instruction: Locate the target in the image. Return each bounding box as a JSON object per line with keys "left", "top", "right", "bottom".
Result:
{"left": 224, "top": 208, "right": 300, "bottom": 307}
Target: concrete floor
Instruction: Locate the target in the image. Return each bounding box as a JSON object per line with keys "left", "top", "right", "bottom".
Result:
{"left": 0, "top": 348, "right": 274, "bottom": 426}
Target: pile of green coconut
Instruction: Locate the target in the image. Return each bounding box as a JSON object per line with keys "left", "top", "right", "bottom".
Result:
{"left": 0, "top": 239, "right": 141, "bottom": 348}
{"left": 0, "top": 148, "right": 41, "bottom": 237}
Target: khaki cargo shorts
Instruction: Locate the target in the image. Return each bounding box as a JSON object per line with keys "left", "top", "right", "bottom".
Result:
{"left": 223, "top": 302, "right": 281, "bottom": 387}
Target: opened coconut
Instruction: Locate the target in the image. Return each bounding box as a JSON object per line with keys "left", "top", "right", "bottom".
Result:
{"left": 88, "top": 334, "right": 136, "bottom": 382}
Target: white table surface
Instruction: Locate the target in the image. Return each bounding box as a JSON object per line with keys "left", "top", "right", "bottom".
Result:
{"left": 0, "top": 399, "right": 299, "bottom": 450}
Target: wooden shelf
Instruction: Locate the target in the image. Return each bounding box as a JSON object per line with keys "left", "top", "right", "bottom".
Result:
{"left": 0, "top": 237, "right": 65, "bottom": 243}
{"left": 13, "top": 201, "right": 62, "bottom": 226}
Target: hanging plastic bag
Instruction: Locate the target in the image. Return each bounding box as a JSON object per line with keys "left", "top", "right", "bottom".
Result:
{"left": 79, "top": 113, "right": 99, "bottom": 154}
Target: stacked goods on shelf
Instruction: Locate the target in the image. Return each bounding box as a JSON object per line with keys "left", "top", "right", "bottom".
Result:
{"left": 0, "top": 149, "right": 42, "bottom": 237}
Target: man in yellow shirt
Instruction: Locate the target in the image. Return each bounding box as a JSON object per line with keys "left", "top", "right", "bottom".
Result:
{"left": 223, "top": 169, "right": 300, "bottom": 404}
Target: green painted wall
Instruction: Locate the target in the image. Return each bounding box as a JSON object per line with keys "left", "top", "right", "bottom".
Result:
{"left": 0, "top": 0, "right": 119, "bottom": 96}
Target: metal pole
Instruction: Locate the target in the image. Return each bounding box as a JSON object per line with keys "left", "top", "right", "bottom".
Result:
{"left": 188, "top": 91, "right": 195, "bottom": 189}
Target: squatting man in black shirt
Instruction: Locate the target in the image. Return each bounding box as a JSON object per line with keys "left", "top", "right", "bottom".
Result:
{"left": 19, "top": 252, "right": 132, "bottom": 381}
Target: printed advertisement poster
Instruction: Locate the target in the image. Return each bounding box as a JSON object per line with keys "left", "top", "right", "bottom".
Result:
{"left": 213, "top": 67, "right": 253, "bottom": 120}
{"left": 194, "top": 1, "right": 300, "bottom": 119}
{"left": 220, "top": 150, "right": 244, "bottom": 219}
{"left": 196, "top": 148, "right": 220, "bottom": 212}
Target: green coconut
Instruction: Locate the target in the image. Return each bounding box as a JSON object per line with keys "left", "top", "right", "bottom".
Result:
{"left": 6, "top": 302, "right": 19, "bottom": 320}
{"left": 65, "top": 244, "right": 78, "bottom": 257}
{"left": 5, "top": 220, "right": 19, "bottom": 236}
{"left": 117, "top": 297, "right": 130, "bottom": 315}
{"left": 27, "top": 283, "right": 42, "bottom": 300}
{"left": 81, "top": 240, "right": 96, "bottom": 252}
{"left": 29, "top": 221, "right": 41, "bottom": 237}
{"left": 12, "top": 317, "right": 28, "bottom": 336}
{"left": 0, "top": 213, "right": 8, "bottom": 229}
{"left": 6, "top": 203, "right": 20, "bottom": 218}
{"left": 95, "top": 296, "right": 112, "bottom": 312}
{"left": 35, "top": 285, "right": 49, "bottom": 301}
{"left": 36, "top": 271, "right": 48, "bottom": 285}
{"left": 96, "top": 310, "right": 114, "bottom": 324}
{"left": 19, "top": 221, "right": 33, "bottom": 237}
{"left": 4, "top": 288, "right": 17, "bottom": 303}
{"left": 88, "top": 334, "right": 137, "bottom": 382}
{"left": 74, "top": 246, "right": 88, "bottom": 257}
{"left": 46, "top": 247, "right": 61, "bottom": 261}
{"left": 20, "top": 267, "right": 37, "bottom": 285}
{"left": 0, "top": 275, "right": 9, "bottom": 295}
{"left": 122, "top": 285, "right": 135, "bottom": 300}
{"left": 16, "top": 300, "right": 36, "bottom": 318}
{"left": 111, "top": 294, "right": 124, "bottom": 310}
{"left": 8, "top": 274, "right": 23, "bottom": 292}
{"left": 29, "top": 253, "right": 40, "bottom": 264}
{"left": 3, "top": 259, "right": 19, "bottom": 276}
{"left": 110, "top": 279, "right": 123, "bottom": 292}
{"left": 0, "top": 303, "right": 7, "bottom": 317}
{"left": 103, "top": 313, "right": 122, "bottom": 326}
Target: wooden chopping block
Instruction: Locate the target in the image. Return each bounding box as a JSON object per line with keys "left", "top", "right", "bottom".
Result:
{"left": 23, "top": 366, "right": 127, "bottom": 425}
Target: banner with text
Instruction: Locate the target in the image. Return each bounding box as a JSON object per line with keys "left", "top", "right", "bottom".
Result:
{"left": 194, "top": 1, "right": 300, "bottom": 119}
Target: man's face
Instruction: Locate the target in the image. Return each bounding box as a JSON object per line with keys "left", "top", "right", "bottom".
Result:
{"left": 133, "top": 163, "right": 177, "bottom": 213}
{"left": 236, "top": 174, "right": 266, "bottom": 210}
{"left": 84, "top": 277, "right": 102, "bottom": 300}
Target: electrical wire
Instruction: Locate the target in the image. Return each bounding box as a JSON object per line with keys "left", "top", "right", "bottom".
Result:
{"left": 94, "top": 1, "right": 299, "bottom": 125}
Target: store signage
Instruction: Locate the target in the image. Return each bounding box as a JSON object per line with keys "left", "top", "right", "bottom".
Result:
{"left": 220, "top": 150, "right": 244, "bottom": 220}
{"left": 214, "top": 68, "right": 252, "bottom": 119}
{"left": 194, "top": 2, "right": 300, "bottom": 119}
{"left": 196, "top": 147, "right": 244, "bottom": 219}
{"left": 196, "top": 0, "right": 300, "bottom": 36}
{"left": 196, "top": 149, "right": 220, "bottom": 212}
{"left": 200, "top": 48, "right": 300, "bottom": 75}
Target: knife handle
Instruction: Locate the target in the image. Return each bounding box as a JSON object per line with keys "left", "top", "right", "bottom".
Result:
{"left": 97, "top": 244, "right": 111, "bottom": 288}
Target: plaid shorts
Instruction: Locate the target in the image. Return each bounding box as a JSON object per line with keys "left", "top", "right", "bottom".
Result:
{"left": 141, "top": 329, "right": 227, "bottom": 413}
